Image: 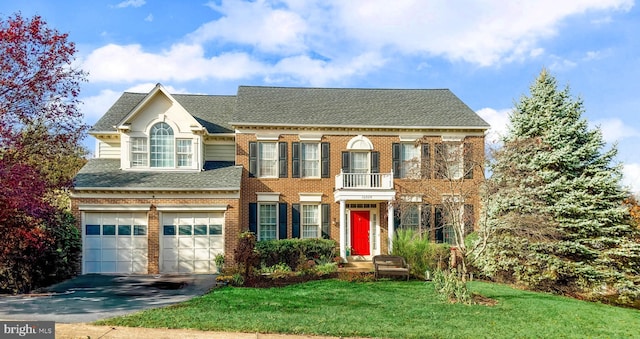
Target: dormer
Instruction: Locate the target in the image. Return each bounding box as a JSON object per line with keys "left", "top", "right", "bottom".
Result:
{"left": 118, "top": 84, "right": 205, "bottom": 171}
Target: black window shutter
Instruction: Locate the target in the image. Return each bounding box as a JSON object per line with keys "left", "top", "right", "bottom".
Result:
{"left": 421, "top": 204, "right": 432, "bottom": 236}
{"left": 321, "top": 204, "right": 330, "bottom": 239}
{"left": 371, "top": 151, "right": 380, "bottom": 173}
{"left": 434, "top": 205, "right": 444, "bottom": 243}
{"left": 321, "top": 142, "right": 330, "bottom": 178}
{"left": 464, "top": 142, "right": 473, "bottom": 179}
{"left": 292, "top": 203, "right": 301, "bottom": 238}
{"left": 464, "top": 204, "right": 474, "bottom": 235}
{"left": 421, "top": 144, "right": 431, "bottom": 179}
{"left": 278, "top": 203, "right": 288, "bottom": 239}
{"left": 394, "top": 208, "right": 401, "bottom": 230}
{"left": 341, "top": 151, "right": 350, "bottom": 173}
{"left": 292, "top": 142, "right": 300, "bottom": 178}
{"left": 249, "top": 203, "right": 257, "bottom": 234}
{"left": 435, "top": 143, "right": 444, "bottom": 179}
{"left": 392, "top": 143, "right": 400, "bottom": 178}
{"left": 249, "top": 142, "right": 257, "bottom": 178}
{"left": 279, "top": 142, "right": 288, "bottom": 178}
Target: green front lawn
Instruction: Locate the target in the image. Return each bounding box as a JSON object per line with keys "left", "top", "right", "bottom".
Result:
{"left": 96, "top": 279, "right": 640, "bottom": 338}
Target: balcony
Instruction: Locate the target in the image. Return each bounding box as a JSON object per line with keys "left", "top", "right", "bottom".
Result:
{"left": 335, "top": 171, "right": 394, "bottom": 190}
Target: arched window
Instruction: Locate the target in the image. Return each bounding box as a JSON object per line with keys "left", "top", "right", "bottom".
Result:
{"left": 150, "top": 122, "right": 174, "bottom": 167}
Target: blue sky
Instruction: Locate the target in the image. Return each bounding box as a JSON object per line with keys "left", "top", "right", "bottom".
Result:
{"left": 2, "top": 0, "right": 639, "bottom": 193}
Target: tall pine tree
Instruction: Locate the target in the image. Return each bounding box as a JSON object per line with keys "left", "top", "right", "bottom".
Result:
{"left": 476, "top": 69, "right": 640, "bottom": 303}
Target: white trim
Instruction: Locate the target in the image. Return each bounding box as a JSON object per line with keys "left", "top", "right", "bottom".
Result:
{"left": 256, "top": 192, "right": 281, "bottom": 202}
{"left": 399, "top": 135, "right": 422, "bottom": 142}
{"left": 400, "top": 194, "right": 423, "bottom": 203}
{"left": 442, "top": 134, "right": 465, "bottom": 142}
{"left": 299, "top": 133, "right": 322, "bottom": 141}
{"left": 78, "top": 204, "right": 151, "bottom": 211}
{"left": 256, "top": 134, "right": 280, "bottom": 141}
{"left": 347, "top": 135, "right": 374, "bottom": 150}
{"left": 156, "top": 205, "right": 228, "bottom": 212}
{"left": 299, "top": 193, "right": 323, "bottom": 202}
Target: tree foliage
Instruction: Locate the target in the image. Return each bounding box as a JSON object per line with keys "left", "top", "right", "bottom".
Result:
{"left": 0, "top": 13, "right": 86, "bottom": 293}
{"left": 476, "top": 69, "right": 640, "bottom": 303}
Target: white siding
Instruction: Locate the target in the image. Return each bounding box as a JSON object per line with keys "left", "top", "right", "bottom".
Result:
{"left": 205, "top": 143, "right": 235, "bottom": 162}
{"left": 96, "top": 140, "right": 120, "bottom": 159}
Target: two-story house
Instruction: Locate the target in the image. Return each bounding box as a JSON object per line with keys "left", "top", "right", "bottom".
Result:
{"left": 71, "top": 84, "right": 489, "bottom": 275}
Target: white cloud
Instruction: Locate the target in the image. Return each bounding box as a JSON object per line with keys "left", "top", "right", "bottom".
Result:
{"left": 84, "top": 0, "right": 633, "bottom": 85}
{"left": 144, "top": 14, "right": 153, "bottom": 22}
{"left": 80, "top": 89, "right": 122, "bottom": 125}
{"left": 622, "top": 163, "right": 640, "bottom": 195}
{"left": 114, "top": 0, "right": 145, "bottom": 9}
{"left": 476, "top": 107, "right": 511, "bottom": 144}
{"left": 592, "top": 118, "right": 640, "bottom": 143}
{"left": 191, "top": 0, "right": 308, "bottom": 54}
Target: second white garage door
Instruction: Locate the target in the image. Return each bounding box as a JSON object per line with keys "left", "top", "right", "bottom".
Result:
{"left": 161, "top": 212, "right": 224, "bottom": 273}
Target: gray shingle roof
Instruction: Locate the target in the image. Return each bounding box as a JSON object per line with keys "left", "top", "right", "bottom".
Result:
{"left": 90, "top": 93, "right": 236, "bottom": 134}
{"left": 232, "top": 86, "right": 490, "bottom": 129}
{"left": 74, "top": 159, "right": 242, "bottom": 191}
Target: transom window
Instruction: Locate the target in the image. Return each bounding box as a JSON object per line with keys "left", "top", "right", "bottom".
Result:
{"left": 150, "top": 122, "right": 175, "bottom": 168}
{"left": 258, "top": 142, "right": 278, "bottom": 177}
{"left": 301, "top": 143, "right": 320, "bottom": 178}
{"left": 258, "top": 203, "right": 277, "bottom": 241}
{"left": 301, "top": 204, "right": 320, "bottom": 238}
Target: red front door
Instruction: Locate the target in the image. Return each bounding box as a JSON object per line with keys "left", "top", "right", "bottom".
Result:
{"left": 350, "top": 210, "right": 370, "bottom": 255}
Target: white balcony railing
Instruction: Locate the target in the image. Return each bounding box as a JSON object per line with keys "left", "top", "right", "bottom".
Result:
{"left": 335, "top": 171, "right": 394, "bottom": 190}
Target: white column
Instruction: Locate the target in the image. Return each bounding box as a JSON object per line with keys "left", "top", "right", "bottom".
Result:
{"left": 339, "top": 200, "right": 346, "bottom": 259}
{"left": 387, "top": 202, "right": 394, "bottom": 254}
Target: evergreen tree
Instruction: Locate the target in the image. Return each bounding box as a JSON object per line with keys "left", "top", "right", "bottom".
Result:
{"left": 476, "top": 69, "right": 640, "bottom": 303}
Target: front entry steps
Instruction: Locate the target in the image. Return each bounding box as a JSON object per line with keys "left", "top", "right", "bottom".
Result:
{"left": 338, "top": 256, "right": 374, "bottom": 273}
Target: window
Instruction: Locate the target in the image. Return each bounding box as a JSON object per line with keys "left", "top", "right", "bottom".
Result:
{"left": 259, "top": 203, "right": 277, "bottom": 240}
{"left": 396, "top": 204, "right": 431, "bottom": 238}
{"left": 176, "top": 139, "right": 192, "bottom": 167}
{"left": 401, "top": 143, "right": 420, "bottom": 179}
{"left": 259, "top": 142, "right": 278, "bottom": 177}
{"left": 301, "top": 143, "right": 320, "bottom": 178}
{"left": 445, "top": 143, "right": 463, "bottom": 179}
{"left": 131, "top": 137, "right": 148, "bottom": 167}
{"left": 301, "top": 205, "right": 320, "bottom": 238}
{"left": 150, "top": 122, "right": 175, "bottom": 167}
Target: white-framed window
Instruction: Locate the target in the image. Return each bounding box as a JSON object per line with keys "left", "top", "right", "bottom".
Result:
{"left": 150, "top": 122, "right": 175, "bottom": 168}
{"left": 401, "top": 143, "right": 420, "bottom": 179}
{"left": 301, "top": 143, "right": 320, "bottom": 178}
{"left": 258, "top": 203, "right": 277, "bottom": 241}
{"left": 130, "top": 137, "right": 148, "bottom": 167}
{"left": 176, "top": 139, "right": 192, "bottom": 167}
{"left": 301, "top": 204, "right": 320, "bottom": 238}
{"left": 259, "top": 142, "right": 278, "bottom": 177}
{"left": 445, "top": 143, "right": 463, "bottom": 179}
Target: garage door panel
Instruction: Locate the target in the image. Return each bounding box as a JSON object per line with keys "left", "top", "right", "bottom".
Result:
{"left": 133, "top": 238, "right": 147, "bottom": 248}
{"left": 194, "top": 237, "right": 209, "bottom": 248}
{"left": 117, "top": 238, "right": 132, "bottom": 247}
{"left": 193, "top": 261, "right": 210, "bottom": 273}
{"left": 117, "top": 250, "right": 132, "bottom": 261}
{"left": 101, "top": 261, "right": 116, "bottom": 273}
{"left": 178, "top": 261, "right": 194, "bottom": 273}
{"left": 132, "top": 261, "right": 146, "bottom": 272}
{"left": 85, "top": 249, "right": 101, "bottom": 261}
{"left": 117, "top": 262, "right": 131, "bottom": 273}
{"left": 102, "top": 238, "right": 117, "bottom": 248}
{"left": 101, "top": 249, "right": 117, "bottom": 261}
{"left": 210, "top": 237, "right": 223, "bottom": 248}
{"left": 85, "top": 238, "right": 101, "bottom": 248}
{"left": 178, "top": 248, "right": 195, "bottom": 260}
{"left": 194, "top": 248, "right": 209, "bottom": 259}
{"left": 178, "top": 238, "right": 193, "bottom": 248}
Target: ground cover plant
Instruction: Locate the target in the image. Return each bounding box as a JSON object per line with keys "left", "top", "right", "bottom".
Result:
{"left": 96, "top": 279, "right": 640, "bottom": 338}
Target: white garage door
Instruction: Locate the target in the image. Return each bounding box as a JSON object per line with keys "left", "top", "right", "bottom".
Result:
{"left": 161, "top": 212, "right": 224, "bottom": 273}
{"left": 83, "top": 212, "right": 148, "bottom": 274}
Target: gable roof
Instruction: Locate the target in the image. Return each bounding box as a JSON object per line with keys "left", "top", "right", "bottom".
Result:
{"left": 231, "top": 86, "right": 490, "bottom": 129}
{"left": 90, "top": 92, "right": 236, "bottom": 134}
{"left": 74, "top": 159, "right": 242, "bottom": 191}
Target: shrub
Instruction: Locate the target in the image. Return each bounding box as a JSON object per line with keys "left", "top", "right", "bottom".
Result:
{"left": 392, "top": 229, "right": 450, "bottom": 278}
{"left": 432, "top": 269, "right": 473, "bottom": 304}
{"left": 255, "top": 238, "right": 337, "bottom": 271}
{"left": 234, "top": 232, "right": 259, "bottom": 280}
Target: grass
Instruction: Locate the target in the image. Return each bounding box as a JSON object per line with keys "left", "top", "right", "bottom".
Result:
{"left": 96, "top": 279, "right": 640, "bottom": 338}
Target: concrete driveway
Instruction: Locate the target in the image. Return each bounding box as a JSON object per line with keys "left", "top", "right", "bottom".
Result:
{"left": 0, "top": 274, "right": 216, "bottom": 323}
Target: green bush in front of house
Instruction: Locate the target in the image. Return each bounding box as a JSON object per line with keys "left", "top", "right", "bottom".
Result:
{"left": 255, "top": 238, "right": 337, "bottom": 271}
{"left": 392, "top": 229, "right": 450, "bottom": 279}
